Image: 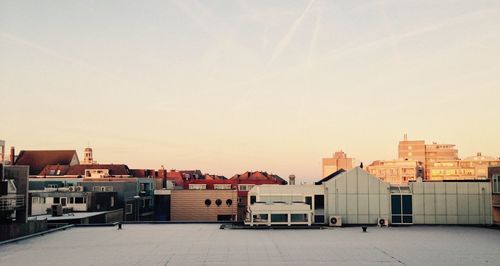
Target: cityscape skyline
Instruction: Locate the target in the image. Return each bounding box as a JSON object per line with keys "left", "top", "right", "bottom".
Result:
{"left": 2, "top": 1, "right": 500, "bottom": 180}
{"left": 2, "top": 133, "right": 499, "bottom": 182}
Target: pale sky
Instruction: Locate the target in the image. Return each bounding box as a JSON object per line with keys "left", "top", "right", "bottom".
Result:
{"left": 1, "top": 0, "right": 500, "bottom": 181}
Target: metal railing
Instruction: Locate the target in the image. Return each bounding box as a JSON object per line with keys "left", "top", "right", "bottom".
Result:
{"left": 0, "top": 194, "right": 25, "bottom": 211}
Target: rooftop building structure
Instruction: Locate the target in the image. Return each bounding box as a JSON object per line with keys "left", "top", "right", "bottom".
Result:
{"left": 14, "top": 150, "right": 80, "bottom": 176}
{"left": 322, "top": 151, "right": 354, "bottom": 178}
{"left": 247, "top": 167, "right": 492, "bottom": 226}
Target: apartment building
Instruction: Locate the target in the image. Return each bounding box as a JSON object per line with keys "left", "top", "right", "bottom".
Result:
{"left": 322, "top": 151, "right": 354, "bottom": 178}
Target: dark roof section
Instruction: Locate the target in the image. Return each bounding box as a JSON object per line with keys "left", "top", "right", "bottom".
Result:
{"left": 38, "top": 165, "right": 71, "bottom": 176}
{"left": 315, "top": 169, "right": 346, "bottom": 185}
{"left": 15, "top": 150, "right": 79, "bottom": 175}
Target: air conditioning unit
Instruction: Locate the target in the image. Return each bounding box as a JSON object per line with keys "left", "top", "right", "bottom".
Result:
{"left": 329, "top": 216, "right": 342, "bottom": 227}
{"left": 51, "top": 204, "right": 63, "bottom": 217}
{"left": 378, "top": 217, "right": 389, "bottom": 227}
{"left": 74, "top": 186, "right": 84, "bottom": 192}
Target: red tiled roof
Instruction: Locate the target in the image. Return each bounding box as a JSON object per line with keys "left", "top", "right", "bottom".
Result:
{"left": 38, "top": 165, "right": 70, "bottom": 176}
{"left": 229, "top": 171, "right": 287, "bottom": 184}
{"left": 15, "top": 150, "right": 79, "bottom": 175}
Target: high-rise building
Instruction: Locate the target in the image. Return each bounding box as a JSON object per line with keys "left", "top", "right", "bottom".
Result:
{"left": 322, "top": 151, "right": 353, "bottom": 178}
{"left": 366, "top": 160, "right": 420, "bottom": 184}
{"left": 398, "top": 134, "right": 426, "bottom": 163}
{"left": 397, "top": 135, "right": 498, "bottom": 180}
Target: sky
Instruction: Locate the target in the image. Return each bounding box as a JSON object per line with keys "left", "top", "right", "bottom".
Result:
{"left": 1, "top": 0, "right": 500, "bottom": 181}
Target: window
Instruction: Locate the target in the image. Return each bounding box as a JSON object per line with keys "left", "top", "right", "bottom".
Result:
{"left": 238, "top": 184, "right": 254, "bottom": 191}
{"left": 494, "top": 175, "right": 500, "bottom": 194}
{"left": 250, "top": 196, "right": 256, "bottom": 205}
{"left": 314, "top": 215, "right": 325, "bottom": 224}
{"left": 214, "top": 184, "right": 231, "bottom": 190}
{"left": 126, "top": 204, "right": 133, "bottom": 214}
{"left": 204, "top": 199, "right": 212, "bottom": 207}
{"left": 226, "top": 199, "right": 233, "bottom": 206}
{"left": 47, "top": 184, "right": 58, "bottom": 188}
{"left": 314, "top": 195, "right": 324, "bottom": 210}
{"left": 69, "top": 197, "right": 74, "bottom": 204}
{"left": 32, "top": 197, "right": 39, "bottom": 204}
{"left": 75, "top": 197, "right": 85, "bottom": 204}
{"left": 215, "top": 199, "right": 222, "bottom": 207}
{"left": 291, "top": 214, "right": 308, "bottom": 222}
{"left": 61, "top": 197, "right": 67, "bottom": 206}
{"left": 391, "top": 194, "right": 413, "bottom": 224}
{"left": 53, "top": 197, "right": 60, "bottom": 204}
{"left": 271, "top": 214, "right": 288, "bottom": 223}
{"left": 189, "top": 184, "right": 206, "bottom": 190}
{"left": 252, "top": 214, "right": 268, "bottom": 222}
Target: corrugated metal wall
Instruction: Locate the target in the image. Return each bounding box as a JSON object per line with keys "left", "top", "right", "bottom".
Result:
{"left": 325, "top": 167, "right": 391, "bottom": 224}
{"left": 170, "top": 190, "right": 237, "bottom": 221}
{"left": 411, "top": 182, "right": 492, "bottom": 225}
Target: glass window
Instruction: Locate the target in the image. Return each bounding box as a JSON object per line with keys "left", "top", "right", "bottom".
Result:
{"left": 53, "top": 197, "right": 60, "bottom": 204}
{"left": 402, "top": 195, "right": 412, "bottom": 214}
{"left": 75, "top": 197, "right": 84, "bottom": 204}
{"left": 392, "top": 215, "right": 401, "bottom": 224}
{"left": 69, "top": 197, "right": 74, "bottom": 204}
{"left": 252, "top": 214, "right": 268, "bottom": 222}
{"left": 271, "top": 214, "right": 288, "bottom": 223}
{"left": 291, "top": 214, "right": 308, "bottom": 222}
{"left": 391, "top": 195, "right": 401, "bottom": 215}
{"left": 493, "top": 175, "right": 500, "bottom": 194}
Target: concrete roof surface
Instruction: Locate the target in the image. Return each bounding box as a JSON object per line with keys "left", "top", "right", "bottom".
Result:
{"left": 0, "top": 225, "right": 499, "bottom": 265}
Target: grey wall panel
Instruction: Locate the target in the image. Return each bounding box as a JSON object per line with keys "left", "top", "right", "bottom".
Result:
{"left": 435, "top": 194, "right": 446, "bottom": 215}
{"left": 358, "top": 172, "right": 369, "bottom": 194}
{"left": 358, "top": 194, "right": 369, "bottom": 215}
{"left": 368, "top": 195, "right": 380, "bottom": 215}
{"left": 445, "top": 183, "right": 457, "bottom": 194}
{"left": 445, "top": 194, "right": 458, "bottom": 215}
{"left": 413, "top": 194, "right": 424, "bottom": 215}
{"left": 457, "top": 183, "right": 468, "bottom": 194}
{"left": 457, "top": 195, "right": 469, "bottom": 216}
{"left": 424, "top": 194, "right": 436, "bottom": 215}
{"left": 435, "top": 183, "right": 446, "bottom": 194}
{"left": 347, "top": 195, "right": 358, "bottom": 214}
{"left": 346, "top": 170, "right": 357, "bottom": 194}
{"left": 468, "top": 195, "right": 480, "bottom": 216}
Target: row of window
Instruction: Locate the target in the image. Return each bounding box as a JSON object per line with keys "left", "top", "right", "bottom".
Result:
{"left": 32, "top": 196, "right": 87, "bottom": 205}
{"left": 252, "top": 213, "right": 309, "bottom": 223}
{"left": 204, "top": 198, "right": 233, "bottom": 207}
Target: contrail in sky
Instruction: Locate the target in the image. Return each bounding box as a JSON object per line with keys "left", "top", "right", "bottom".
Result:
{"left": 266, "top": 0, "right": 315, "bottom": 68}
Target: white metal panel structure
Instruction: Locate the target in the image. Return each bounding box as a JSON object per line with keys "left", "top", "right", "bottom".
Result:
{"left": 410, "top": 181, "right": 492, "bottom": 225}
{"left": 324, "top": 167, "right": 391, "bottom": 225}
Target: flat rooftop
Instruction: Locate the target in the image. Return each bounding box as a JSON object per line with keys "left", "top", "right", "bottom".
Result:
{"left": 1, "top": 225, "right": 499, "bottom": 265}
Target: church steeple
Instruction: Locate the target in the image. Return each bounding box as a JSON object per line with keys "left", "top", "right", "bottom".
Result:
{"left": 83, "top": 147, "right": 93, "bottom": 165}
